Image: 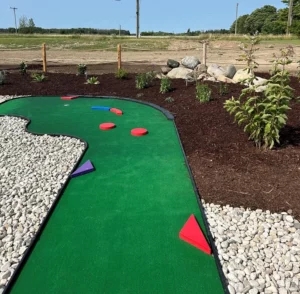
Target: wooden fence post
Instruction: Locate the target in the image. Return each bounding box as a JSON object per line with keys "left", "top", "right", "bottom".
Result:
{"left": 203, "top": 42, "right": 207, "bottom": 67}
{"left": 117, "top": 44, "right": 122, "bottom": 70}
{"left": 42, "top": 43, "right": 47, "bottom": 73}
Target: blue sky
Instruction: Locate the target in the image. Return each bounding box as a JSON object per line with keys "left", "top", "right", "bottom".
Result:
{"left": 1, "top": 0, "right": 286, "bottom": 33}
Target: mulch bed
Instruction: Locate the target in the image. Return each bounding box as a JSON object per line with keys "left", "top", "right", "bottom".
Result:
{"left": 1, "top": 71, "right": 300, "bottom": 219}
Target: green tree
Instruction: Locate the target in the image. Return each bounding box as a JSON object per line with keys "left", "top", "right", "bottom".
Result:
{"left": 244, "top": 5, "right": 277, "bottom": 34}
{"left": 19, "top": 15, "right": 28, "bottom": 29}
{"left": 230, "top": 14, "right": 249, "bottom": 34}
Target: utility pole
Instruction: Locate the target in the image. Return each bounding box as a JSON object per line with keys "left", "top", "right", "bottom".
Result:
{"left": 287, "top": 0, "right": 294, "bottom": 35}
{"left": 10, "top": 7, "right": 18, "bottom": 33}
{"left": 235, "top": 3, "right": 239, "bottom": 35}
{"left": 136, "top": 0, "right": 140, "bottom": 38}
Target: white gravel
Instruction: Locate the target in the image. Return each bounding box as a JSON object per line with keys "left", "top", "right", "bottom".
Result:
{"left": 0, "top": 95, "right": 30, "bottom": 104}
{"left": 0, "top": 116, "right": 85, "bottom": 289}
{"left": 203, "top": 202, "right": 300, "bottom": 294}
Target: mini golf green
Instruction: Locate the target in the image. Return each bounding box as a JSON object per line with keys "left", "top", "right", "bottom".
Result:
{"left": 1, "top": 96, "right": 224, "bottom": 294}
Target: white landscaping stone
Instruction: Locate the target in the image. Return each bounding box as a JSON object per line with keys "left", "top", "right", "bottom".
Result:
{"left": 202, "top": 201, "right": 300, "bottom": 294}
{"left": 167, "top": 67, "right": 193, "bottom": 79}
{"left": 0, "top": 116, "right": 85, "bottom": 286}
{"left": 207, "top": 64, "right": 226, "bottom": 78}
{"left": 232, "top": 69, "right": 253, "bottom": 83}
{"left": 181, "top": 56, "right": 200, "bottom": 70}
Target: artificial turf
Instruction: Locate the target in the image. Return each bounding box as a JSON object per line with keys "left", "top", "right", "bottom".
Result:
{"left": 1, "top": 96, "right": 224, "bottom": 294}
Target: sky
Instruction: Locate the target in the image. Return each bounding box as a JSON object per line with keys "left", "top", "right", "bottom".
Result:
{"left": 1, "top": 0, "right": 286, "bottom": 33}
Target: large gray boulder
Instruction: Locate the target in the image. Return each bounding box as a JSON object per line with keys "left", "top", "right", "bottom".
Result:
{"left": 167, "top": 59, "right": 180, "bottom": 68}
{"left": 181, "top": 56, "right": 200, "bottom": 70}
{"left": 167, "top": 67, "right": 193, "bottom": 79}
{"left": 207, "top": 64, "right": 226, "bottom": 78}
{"left": 224, "top": 64, "right": 237, "bottom": 79}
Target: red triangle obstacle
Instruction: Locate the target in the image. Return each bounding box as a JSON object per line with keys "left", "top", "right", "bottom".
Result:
{"left": 179, "top": 214, "right": 211, "bottom": 255}
{"left": 61, "top": 96, "right": 79, "bottom": 100}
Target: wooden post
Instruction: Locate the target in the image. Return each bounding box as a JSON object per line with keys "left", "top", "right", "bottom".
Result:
{"left": 117, "top": 44, "right": 122, "bottom": 70}
{"left": 42, "top": 43, "right": 47, "bottom": 73}
{"left": 203, "top": 43, "right": 207, "bottom": 67}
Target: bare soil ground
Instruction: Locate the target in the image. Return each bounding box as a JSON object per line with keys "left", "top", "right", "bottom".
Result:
{"left": 1, "top": 72, "right": 300, "bottom": 220}
{"left": 1, "top": 40, "right": 300, "bottom": 73}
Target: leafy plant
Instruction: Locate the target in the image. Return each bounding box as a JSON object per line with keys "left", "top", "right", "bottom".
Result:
{"left": 165, "top": 97, "right": 174, "bottom": 103}
{"left": 0, "top": 70, "right": 6, "bottom": 85}
{"left": 219, "top": 83, "right": 229, "bottom": 96}
{"left": 236, "top": 33, "right": 260, "bottom": 76}
{"left": 86, "top": 76, "right": 99, "bottom": 84}
{"left": 135, "top": 71, "right": 155, "bottom": 89}
{"left": 77, "top": 64, "right": 87, "bottom": 76}
{"left": 115, "top": 68, "right": 128, "bottom": 79}
{"left": 195, "top": 83, "right": 211, "bottom": 103}
{"left": 224, "top": 46, "right": 294, "bottom": 149}
{"left": 31, "top": 73, "right": 46, "bottom": 82}
{"left": 20, "top": 61, "right": 27, "bottom": 74}
{"left": 160, "top": 77, "right": 172, "bottom": 94}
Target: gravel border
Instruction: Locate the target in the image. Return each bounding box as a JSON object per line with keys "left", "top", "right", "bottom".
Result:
{"left": 203, "top": 201, "right": 300, "bottom": 294}
{"left": 0, "top": 116, "right": 85, "bottom": 290}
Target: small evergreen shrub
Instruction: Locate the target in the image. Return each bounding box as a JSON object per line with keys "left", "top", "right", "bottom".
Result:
{"left": 77, "top": 64, "right": 87, "bottom": 75}
{"left": 165, "top": 97, "right": 174, "bottom": 103}
{"left": 196, "top": 83, "right": 211, "bottom": 103}
{"left": 86, "top": 76, "right": 99, "bottom": 84}
{"left": 20, "top": 61, "right": 27, "bottom": 74}
{"left": 160, "top": 77, "right": 172, "bottom": 94}
{"left": 136, "top": 71, "right": 155, "bottom": 89}
{"left": 0, "top": 70, "right": 6, "bottom": 85}
{"left": 31, "top": 73, "right": 46, "bottom": 82}
{"left": 115, "top": 68, "right": 128, "bottom": 79}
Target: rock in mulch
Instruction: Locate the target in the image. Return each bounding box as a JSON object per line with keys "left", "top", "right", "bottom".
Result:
{"left": 224, "top": 64, "right": 237, "bottom": 79}
{"left": 167, "top": 59, "right": 180, "bottom": 69}
{"left": 161, "top": 66, "right": 172, "bottom": 75}
{"left": 232, "top": 69, "right": 253, "bottom": 83}
{"left": 207, "top": 64, "right": 226, "bottom": 78}
{"left": 203, "top": 202, "right": 300, "bottom": 294}
{"left": 167, "top": 67, "right": 193, "bottom": 79}
{"left": 217, "top": 75, "right": 236, "bottom": 84}
{"left": 181, "top": 56, "right": 200, "bottom": 70}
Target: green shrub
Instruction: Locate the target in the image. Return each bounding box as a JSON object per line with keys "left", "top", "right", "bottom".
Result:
{"left": 86, "top": 76, "right": 99, "bottom": 84}
{"left": 135, "top": 71, "right": 155, "bottom": 89}
{"left": 77, "top": 64, "right": 87, "bottom": 75}
{"left": 20, "top": 61, "right": 27, "bottom": 74}
{"left": 219, "top": 83, "right": 229, "bottom": 96}
{"left": 165, "top": 97, "right": 174, "bottom": 103}
{"left": 31, "top": 73, "right": 46, "bottom": 82}
{"left": 224, "top": 46, "right": 294, "bottom": 149}
{"left": 115, "top": 68, "right": 128, "bottom": 79}
{"left": 160, "top": 77, "right": 172, "bottom": 94}
{"left": 196, "top": 83, "right": 211, "bottom": 103}
{"left": 0, "top": 70, "right": 6, "bottom": 85}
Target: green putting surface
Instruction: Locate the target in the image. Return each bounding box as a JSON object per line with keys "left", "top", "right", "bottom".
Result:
{"left": 1, "top": 97, "right": 224, "bottom": 294}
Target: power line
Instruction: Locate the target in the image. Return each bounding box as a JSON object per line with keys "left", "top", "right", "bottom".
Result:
{"left": 10, "top": 7, "right": 18, "bottom": 33}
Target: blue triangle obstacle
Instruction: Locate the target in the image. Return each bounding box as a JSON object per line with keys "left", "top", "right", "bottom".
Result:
{"left": 71, "top": 160, "right": 95, "bottom": 178}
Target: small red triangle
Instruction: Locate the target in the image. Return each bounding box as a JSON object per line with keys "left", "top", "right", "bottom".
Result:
{"left": 61, "top": 96, "right": 79, "bottom": 100}
{"left": 179, "top": 214, "right": 211, "bottom": 255}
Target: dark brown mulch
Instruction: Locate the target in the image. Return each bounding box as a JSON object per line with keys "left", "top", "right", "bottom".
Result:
{"left": 1, "top": 71, "right": 300, "bottom": 219}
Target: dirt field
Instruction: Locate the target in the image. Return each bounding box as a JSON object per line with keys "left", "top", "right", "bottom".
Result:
{"left": 1, "top": 40, "right": 300, "bottom": 74}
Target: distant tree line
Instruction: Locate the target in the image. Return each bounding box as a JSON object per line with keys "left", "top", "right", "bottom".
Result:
{"left": 141, "top": 29, "right": 229, "bottom": 36}
{"left": 230, "top": 0, "right": 300, "bottom": 35}
{"left": 0, "top": 15, "right": 131, "bottom": 35}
